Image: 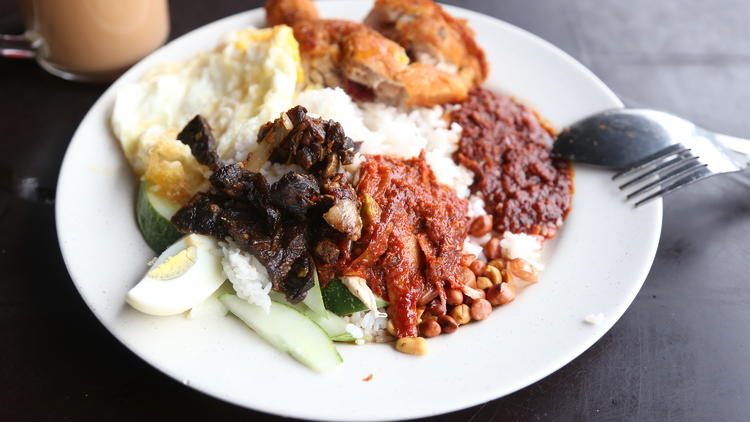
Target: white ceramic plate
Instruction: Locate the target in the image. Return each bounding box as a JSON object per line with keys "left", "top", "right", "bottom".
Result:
{"left": 56, "top": 2, "right": 662, "bottom": 420}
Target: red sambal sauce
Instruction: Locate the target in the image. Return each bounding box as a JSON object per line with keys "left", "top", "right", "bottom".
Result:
{"left": 344, "top": 153, "right": 468, "bottom": 338}
{"left": 452, "top": 88, "right": 573, "bottom": 239}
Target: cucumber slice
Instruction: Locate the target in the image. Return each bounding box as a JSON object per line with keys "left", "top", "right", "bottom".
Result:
{"left": 220, "top": 294, "right": 343, "bottom": 373}
{"left": 302, "top": 266, "right": 327, "bottom": 318}
{"left": 136, "top": 181, "right": 183, "bottom": 253}
{"left": 321, "top": 279, "right": 388, "bottom": 316}
{"left": 309, "top": 310, "right": 356, "bottom": 342}
{"left": 269, "top": 291, "right": 355, "bottom": 342}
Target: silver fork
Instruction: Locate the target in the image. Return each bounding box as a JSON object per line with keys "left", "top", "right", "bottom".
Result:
{"left": 613, "top": 133, "right": 748, "bottom": 207}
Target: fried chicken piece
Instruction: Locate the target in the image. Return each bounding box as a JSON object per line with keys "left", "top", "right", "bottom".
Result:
{"left": 292, "top": 19, "right": 361, "bottom": 87}
{"left": 340, "top": 28, "right": 410, "bottom": 104}
{"left": 265, "top": 0, "right": 468, "bottom": 106}
{"left": 364, "top": 0, "right": 488, "bottom": 87}
{"left": 265, "top": 0, "right": 319, "bottom": 26}
{"left": 294, "top": 19, "right": 466, "bottom": 106}
{"left": 395, "top": 63, "right": 468, "bottom": 106}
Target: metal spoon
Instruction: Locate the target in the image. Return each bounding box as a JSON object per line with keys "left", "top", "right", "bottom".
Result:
{"left": 553, "top": 108, "right": 750, "bottom": 169}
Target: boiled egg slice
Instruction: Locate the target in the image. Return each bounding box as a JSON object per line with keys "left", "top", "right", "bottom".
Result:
{"left": 127, "top": 234, "right": 226, "bottom": 316}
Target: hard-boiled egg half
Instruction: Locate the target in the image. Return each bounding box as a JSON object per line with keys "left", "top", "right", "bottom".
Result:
{"left": 127, "top": 234, "right": 226, "bottom": 316}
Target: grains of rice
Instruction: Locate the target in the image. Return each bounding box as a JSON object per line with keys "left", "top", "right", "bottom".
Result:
{"left": 294, "top": 88, "right": 473, "bottom": 198}
{"left": 344, "top": 309, "right": 391, "bottom": 343}
{"left": 584, "top": 313, "right": 604, "bottom": 325}
{"left": 260, "top": 161, "right": 303, "bottom": 184}
{"left": 466, "top": 194, "right": 487, "bottom": 218}
{"left": 345, "top": 323, "right": 364, "bottom": 339}
{"left": 463, "top": 194, "right": 491, "bottom": 259}
{"left": 463, "top": 238, "right": 487, "bottom": 262}
{"left": 500, "top": 232, "right": 544, "bottom": 270}
{"left": 219, "top": 241, "right": 272, "bottom": 312}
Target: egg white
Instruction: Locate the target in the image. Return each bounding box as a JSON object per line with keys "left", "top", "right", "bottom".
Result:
{"left": 127, "top": 234, "right": 225, "bottom": 316}
{"left": 111, "top": 25, "right": 301, "bottom": 176}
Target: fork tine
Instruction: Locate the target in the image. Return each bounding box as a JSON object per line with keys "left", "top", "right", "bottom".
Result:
{"left": 618, "top": 155, "right": 697, "bottom": 189}
{"left": 634, "top": 167, "right": 714, "bottom": 207}
{"left": 612, "top": 144, "right": 689, "bottom": 180}
{"left": 625, "top": 162, "right": 707, "bottom": 200}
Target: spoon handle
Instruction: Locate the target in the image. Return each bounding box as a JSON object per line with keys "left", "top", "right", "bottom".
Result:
{"left": 714, "top": 133, "right": 750, "bottom": 155}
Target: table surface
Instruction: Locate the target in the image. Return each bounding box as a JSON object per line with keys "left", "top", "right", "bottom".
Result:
{"left": 2, "top": 0, "right": 749, "bottom": 421}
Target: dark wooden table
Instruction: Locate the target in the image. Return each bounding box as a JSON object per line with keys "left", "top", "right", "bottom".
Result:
{"left": 2, "top": 1, "right": 749, "bottom": 420}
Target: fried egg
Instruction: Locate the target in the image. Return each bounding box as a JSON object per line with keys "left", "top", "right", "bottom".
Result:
{"left": 111, "top": 25, "right": 301, "bottom": 202}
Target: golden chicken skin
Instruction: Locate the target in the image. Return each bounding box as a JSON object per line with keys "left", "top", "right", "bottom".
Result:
{"left": 264, "top": 0, "right": 471, "bottom": 107}
{"left": 265, "top": 0, "right": 320, "bottom": 26}
{"left": 364, "top": 0, "right": 489, "bottom": 88}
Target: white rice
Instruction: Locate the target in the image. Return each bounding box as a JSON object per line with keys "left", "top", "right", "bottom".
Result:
{"left": 463, "top": 194, "right": 490, "bottom": 260}
{"left": 584, "top": 313, "right": 605, "bottom": 325}
{"left": 294, "top": 88, "right": 473, "bottom": 198}
{"left": 466, "top": 194, "right": 488, "bottom": 218}
{"left": 463, "top": 237, "right": 487, "bottom": 262}
{"left": 219, "top": 240, "right": 273, "bottom": 312}
{"left": 344, "top": 309, "right": 391, "bottom": 344}
{"left": 500, "top": 231, "right": 544, "bottom": 271}
{"left": 260, "top": 161, "right": 304, "bottom": 184}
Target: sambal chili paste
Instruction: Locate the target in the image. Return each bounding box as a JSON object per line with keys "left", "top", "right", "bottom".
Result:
{"left": 342, "top": 153, "right": 468, "bottom": 338}
{"left": 452, "top": 87, "right": 573, "bottom": 238}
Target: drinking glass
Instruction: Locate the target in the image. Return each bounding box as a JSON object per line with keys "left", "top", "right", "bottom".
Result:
{"left": 1, "top": 0, "right": 170, "bottom": 83}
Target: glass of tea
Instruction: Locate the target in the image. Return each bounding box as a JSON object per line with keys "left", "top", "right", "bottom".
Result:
{"left": 1, "top": 0, "right": 170, "bottom": 83}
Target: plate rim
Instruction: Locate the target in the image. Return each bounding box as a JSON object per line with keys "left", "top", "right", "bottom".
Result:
{"left": 55, "top": 2, "right": 663, "bottom": 420}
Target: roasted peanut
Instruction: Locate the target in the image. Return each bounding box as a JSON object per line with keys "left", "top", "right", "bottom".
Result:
{"left": 470, "top": 298, "right": 492, "bottom": 320}
{"left": 469, "top": 215, "right": 493, "bottom": 237}
{"left": 460, "top": 266, "right": 477, "bottom": 288}
{"left": 484, "top": 265, "right": 503, "bottom": 285}
{"left": 386, "top": 319, "right": 396, "bottom": 336}
{"left": 446, "top": 288, "right": 464, "bottom": 306}
{"left": 508, "top": 258, "right": 539, "bottom": 283}
{"left": 417, "top": 306, "right": 426, "bottom": 322}
{"left": 460, "top": 253, "right": 476, "bottom": 267}
{"left": 462, "top": 285, "right": 486, "bottom": 300}
{"left": 488, "top": 258, "right": 505, "bottom": 270}
{"left": 461, "top": 285, "right": 485, "bottom": 305}
{"left": 487, "top": 282, "right": 516, "bottom": 306}
{"left": 395, "top": 337, "right": 428, "bottom": 355}
{"left": 469, "top": 259, "right": 487, "bottom": 277}
{"left": 476, "top": 276, "right": 493, "bottom": 290}
{"left": 437, "top": 315, "right": 459, "bottom": 334}
{"left": 450, "top": 304, "right": 471, "bottom": 325}
{"left": 484, "top": 237, "right": 502, "bottom": 260}
{"left": 427, "top": 298, "right": 446, "bottom": 316}
{"left": 418, "top": 318, "right": 442, "bottom": 338}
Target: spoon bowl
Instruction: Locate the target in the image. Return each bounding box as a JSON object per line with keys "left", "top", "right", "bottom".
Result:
{"left": 554, "top": 108, "right": 749, "bottom": 169}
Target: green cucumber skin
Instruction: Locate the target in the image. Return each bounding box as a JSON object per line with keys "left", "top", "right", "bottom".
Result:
{"left": 306, "top": 310, "right": 355, "bottom": 342}
{"left": 330, "top": 334, "right": 356, "bottom": 342}
{"left": 269, "top": 291, "right": 354, "bottom": 342}
{"left": 220, "top": 294, "right": 342, "bottom": 373}
{"left": 301, "top": 267, "right": 327, "bottom": 318}
{"left": 321, "top": 279, "right": 388, "bottom": 316}
{"left": 136, "top": 182, "right": 183, "bottom": 253}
